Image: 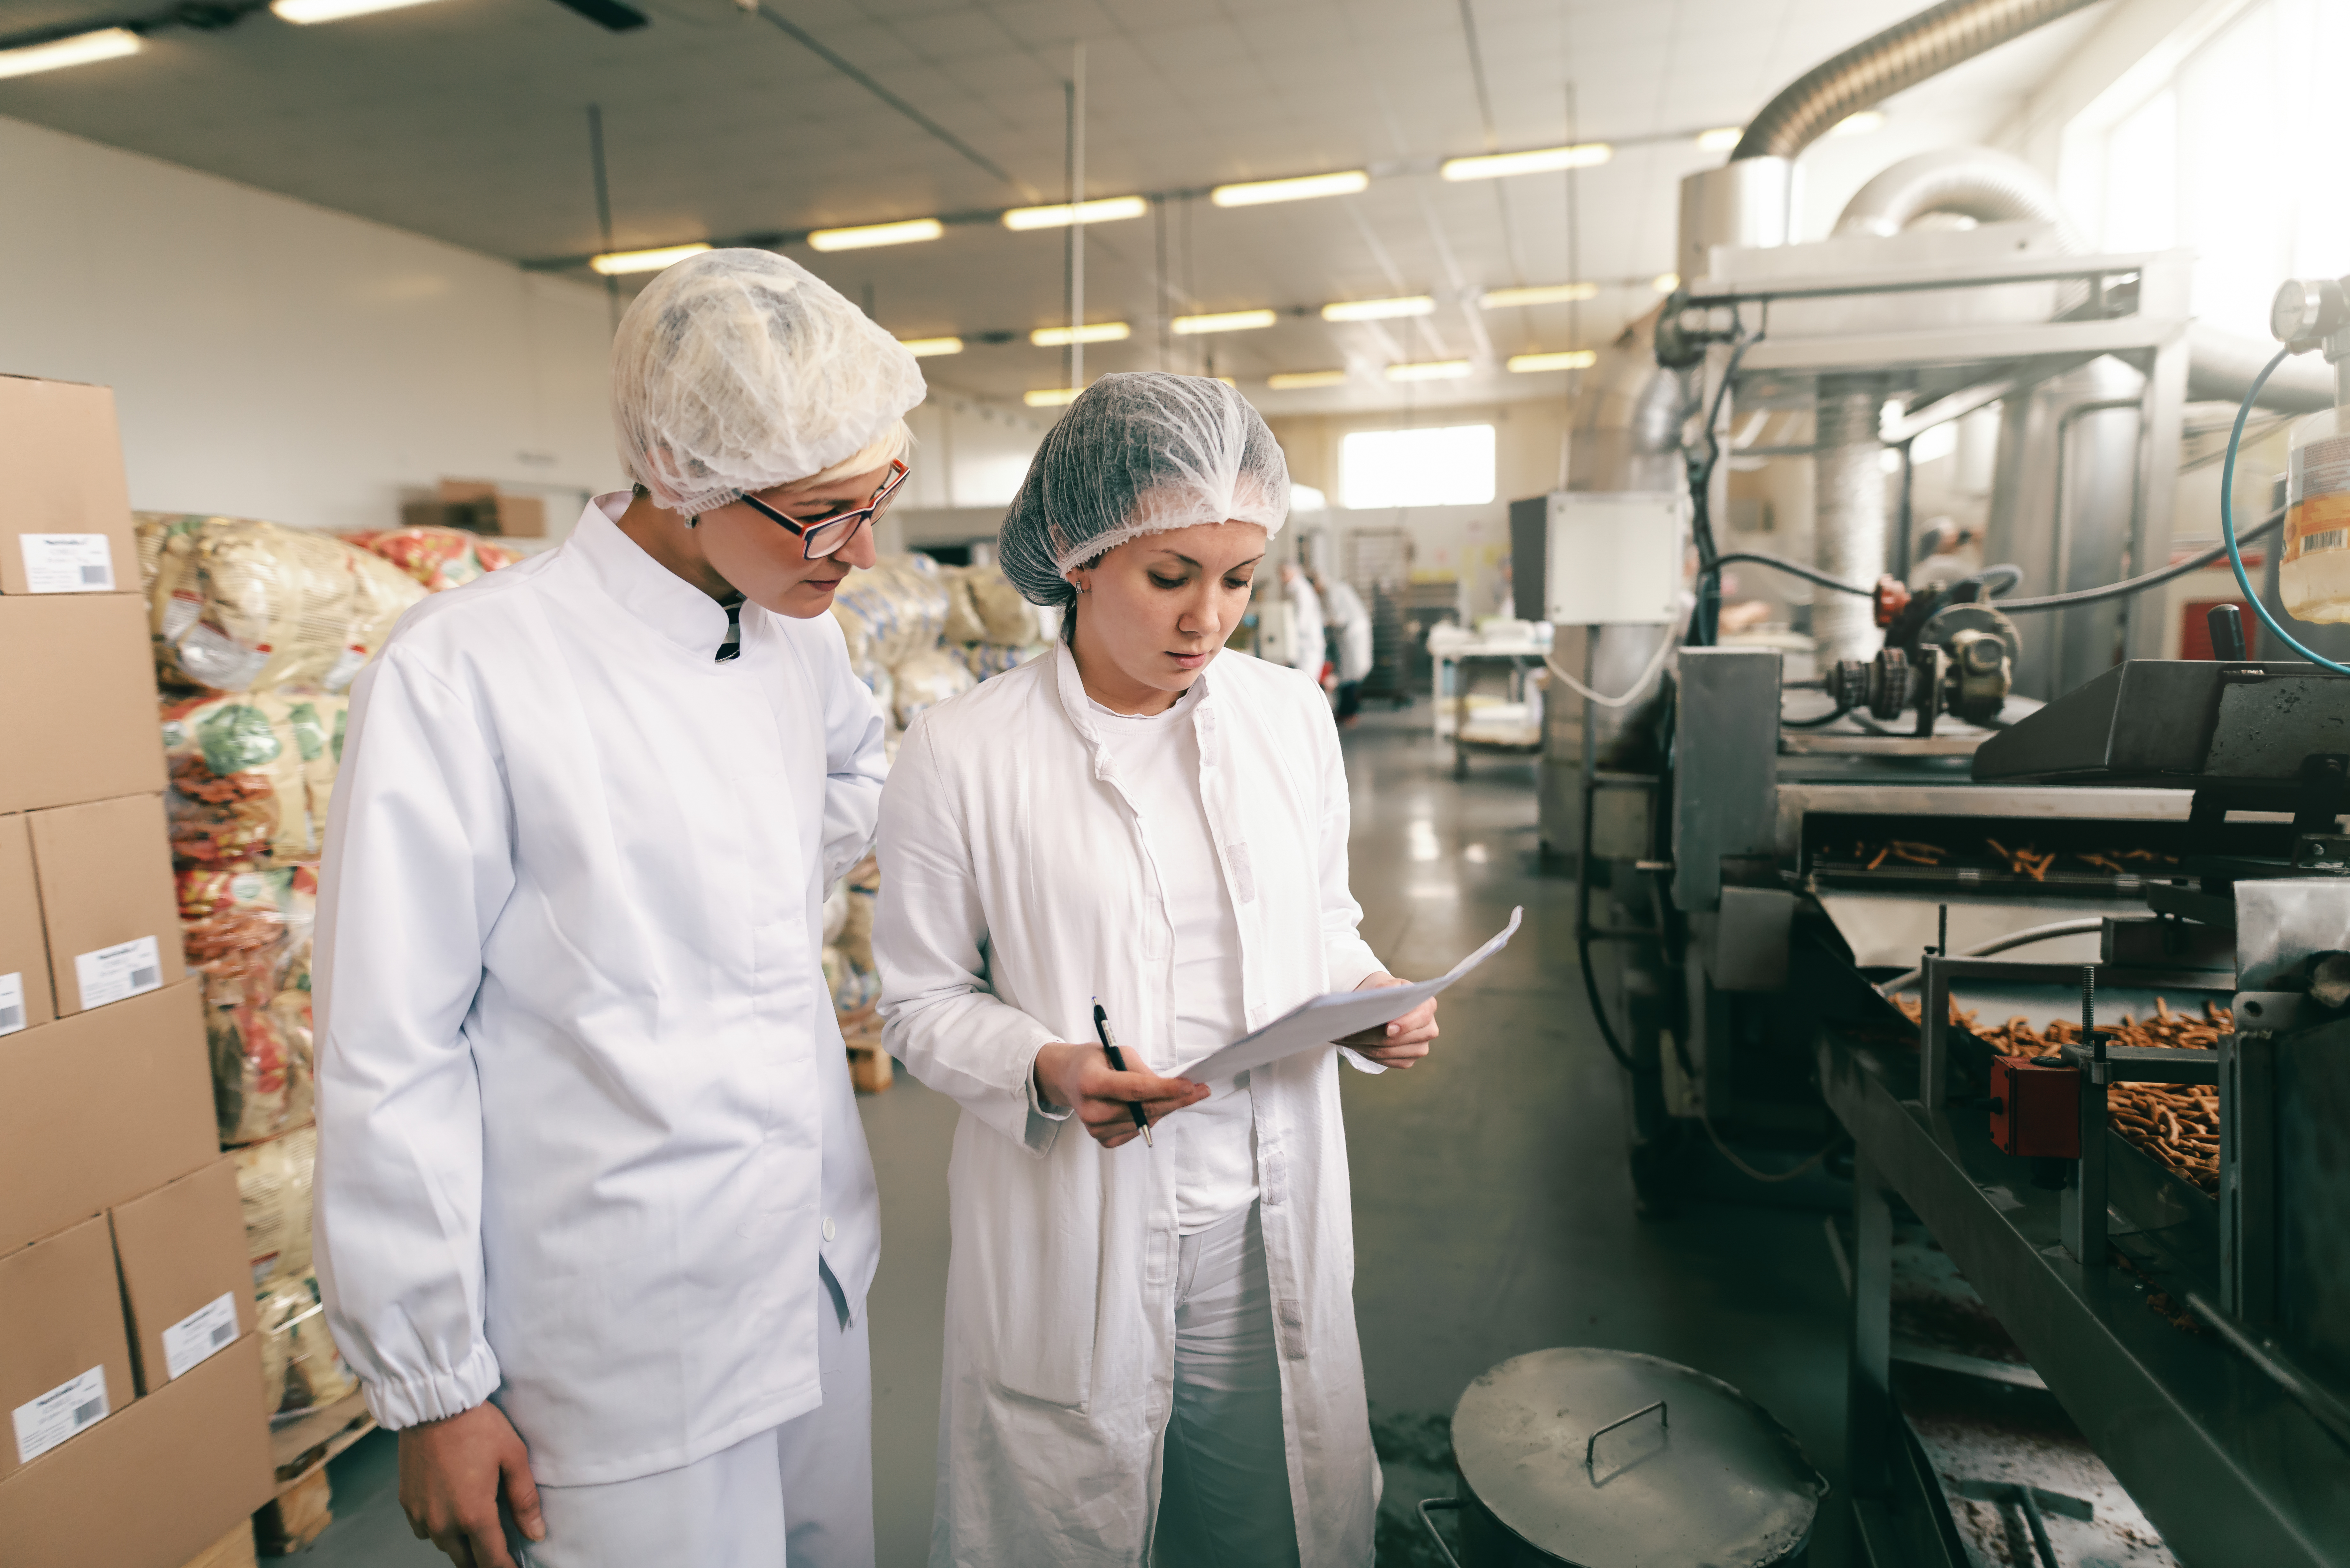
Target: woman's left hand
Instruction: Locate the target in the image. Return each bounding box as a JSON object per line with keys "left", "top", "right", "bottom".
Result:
{"left": 1340, "top": 973, "right": 1439, "bottom": 1067}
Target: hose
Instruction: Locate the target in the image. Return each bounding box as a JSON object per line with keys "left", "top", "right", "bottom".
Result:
{"left": 1996, "top": 505, "right": 2287, "bottom": 612}
{"left": 1713, "top": 552, "right": 1875, "bottom": 596}
{"left": 2222, "top": 349, "right": 2349, "bottom": 675}
{"left": 1545, "top": 627, "right": 1679, "bottom": 710}
{"left": 1876, "top": 916, "right": 2107, "bottom": 995}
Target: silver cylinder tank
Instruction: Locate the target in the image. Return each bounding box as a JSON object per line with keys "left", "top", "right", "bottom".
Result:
{"left": 1814, "top": 378, "right": 1889, "bottom": 664}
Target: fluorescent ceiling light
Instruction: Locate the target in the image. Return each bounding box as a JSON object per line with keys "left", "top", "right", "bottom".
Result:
{"left": 1386, "top": 360, "right": 1473, "bottom": 382}
{"left": 1696, "top": 127, "right": 1744, "bottom": 153}
{"left": 1833, "top": 110, "right": 1885, "bottom": 136}
{"left": 1507, "top": 351, "right": 1597, "bottom": 373}
{"left": 1211, "top": 170, "right": 1370, "bottom": 207}
{"left": 272, "top": 0, "right": 445, "bottom": 22}
{"left": 590, "top": 242, "right": 713, "bottom": 276}
{"left": 1024, "top": 388, "right": 1082, "bottom": 407}
{"left": 898, "top": 337, "right": 964, "bottom": 357}
{"left": 1653, "top": 272, "right": 1681, "bottom": 293}
{"left": 1440, "top": 142, "right": 1611, "bottom": 181}
{"left": 808, "top": 218, "right": 944, "bottom": 252}
{"left": 1001, "top": 196, "right": 1148, "bottom": 231}
{"left": 1173, "top": 309, "right": 1278, "bottom": 335}
{"left": 1322, "top": 295, "right": 1434, "bottom": 323}
{"left": 1030, "top": 322, "right": 1131, "bottom": 347}
{"left": 1479, "top": 282, "right": 1598, "bottom": 309}
{"left": 0, "top": 26, "right": 140, "bottom": 77}
{"left": 1268, "top": 370, "right": 1349, "bottom": 390}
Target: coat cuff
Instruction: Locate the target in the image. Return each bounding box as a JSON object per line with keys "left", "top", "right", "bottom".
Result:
{"left": 1019, "top": 1042, "right": 1072, "bottom": 1156}
{"left": 358, "top": 1339, "right": 503, "bottom": 1431}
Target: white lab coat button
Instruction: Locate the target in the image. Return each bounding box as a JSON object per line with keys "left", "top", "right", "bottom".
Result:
{"left": 822, "top": 1216, "right": 837, "bottom": 1242}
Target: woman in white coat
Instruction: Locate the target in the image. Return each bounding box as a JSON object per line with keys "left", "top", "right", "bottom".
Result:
{"left": 875, "top": 373, "right": 1438, "bottom": 1567}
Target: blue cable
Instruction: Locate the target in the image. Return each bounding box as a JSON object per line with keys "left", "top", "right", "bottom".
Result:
{"left": 2221, "top": 346, "right": 2350, "bottom": 674}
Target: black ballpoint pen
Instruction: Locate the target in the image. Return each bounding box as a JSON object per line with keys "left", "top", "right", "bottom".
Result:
{"left": 1092, "top": 999, "right": 1152, "bottom": 1147}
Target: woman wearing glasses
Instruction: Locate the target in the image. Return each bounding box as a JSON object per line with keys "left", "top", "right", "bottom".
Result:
{"left": 315, "top": 250, "right": 913, "bottom": 1568}
{"left": 876, "top": 374, "right": 1437, "bottom": 1566}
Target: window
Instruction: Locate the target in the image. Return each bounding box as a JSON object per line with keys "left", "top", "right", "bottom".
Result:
{"left": 1339, "top": 425, "right": 1496, "bottom": 509}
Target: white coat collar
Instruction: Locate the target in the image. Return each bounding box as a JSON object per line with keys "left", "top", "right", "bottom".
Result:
{"left": 569, "top": 492, "right": 740, "bottom": 661}
{"left": 1050, "top": 641, "right": 1223, "bottom": 777}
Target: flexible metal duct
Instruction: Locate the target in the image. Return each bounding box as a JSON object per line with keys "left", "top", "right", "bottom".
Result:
{"left": 1831, "top": 146, "right": 2079, "bottom": 241}
{"left": 1731, "top": 0, "right": 2108, "bottom": 162}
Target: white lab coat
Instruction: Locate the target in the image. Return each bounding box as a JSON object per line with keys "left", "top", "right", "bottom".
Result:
{"left": 314, "top": 495, "right": 886, "bottom": 1488}
{"left": 1288, "top": 574, "right": 1327, "bottom": 680}
{"left": 876, "top": 643, "right": 1386, "bottom": 1567}
{"left": 1322, "top": 579, "right": 1374, "bottom": 685}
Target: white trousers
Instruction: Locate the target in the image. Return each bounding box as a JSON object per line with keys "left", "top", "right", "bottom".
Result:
{"left": 523, "top": 1265, "right": 874, "bottom": 1568}
{"left": 1152, "top": 1205, "right": 1303, "bottom": 1568}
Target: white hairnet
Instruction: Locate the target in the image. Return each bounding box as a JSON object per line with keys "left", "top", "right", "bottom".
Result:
{"left": 611, "top": 249, "right": 926, "bottom": 516}
{"left": 998, "top": 372, "right": 1289, "bottom": 607}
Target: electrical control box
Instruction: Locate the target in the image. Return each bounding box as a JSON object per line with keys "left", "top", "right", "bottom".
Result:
{"left": 1534, "top": 491, "right": 1685, "bottom": 627}
{"left": 1989, "top": 1054, "right": 2081, "bottom": 1158}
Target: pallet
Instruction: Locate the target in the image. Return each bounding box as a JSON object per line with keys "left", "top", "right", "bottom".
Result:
{"left": 180, "top": 1523, "right": 259, "bottom": 1568}
{"left": 269, "top": 1388, "right": 375, "bottom": 1492}
{"left": 254, "top": 1467, "right": 331, "bottom": 1557}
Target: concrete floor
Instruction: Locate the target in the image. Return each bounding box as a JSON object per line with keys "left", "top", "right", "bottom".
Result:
{"left": 298, "top": 702, "right": 1853, "bottom": 1566}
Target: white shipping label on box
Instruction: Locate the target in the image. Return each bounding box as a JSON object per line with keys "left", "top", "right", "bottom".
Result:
{"left": 74, "top": 934, "right": 162, "bottom": 1011}
{"left": 0, "top": 971, "right": 22, "bottom": 1037}
{"left": 18, "top": 533, "right": 116, "bottom": 593}
{"left": 11, "top": 1365, "right": 107, "bottom": 1464}
{"left": 161, "top": 1292, "right": 241, "bottom": 1380}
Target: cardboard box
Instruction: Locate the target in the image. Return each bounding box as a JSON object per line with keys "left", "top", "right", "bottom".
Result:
{"left": 0, "top": 375, "right": 136, "bottom": 596}
{"left": 0, "top": 814, "right": 52, "bottom": 1037}
{"left": 402, "top": 477, "right": 546, "bottom": 538}
{"left": 27, "top": 792, "right": 184, "bottom": 1017}
{"left": 0, "top": 594, "right": 169, "bottom": 814}
{"left": 0, "top": 1333, "right": 271, "bottom": 1568}
{"left": 112, "top": 1160, "right": 255, "bottom": 1396}
{"left": 0, "top": 981, "right": 216, "bottom": 1258}
{"left": 0, "top": 1215, "right": 135, "bottom": 1479}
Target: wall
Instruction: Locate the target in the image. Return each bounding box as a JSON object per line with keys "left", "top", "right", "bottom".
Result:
{"left": 0, "top": 113, "right": 614, "bottom": 538}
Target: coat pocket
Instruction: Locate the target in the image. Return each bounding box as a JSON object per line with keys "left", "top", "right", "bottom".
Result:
{"left": 948, "top": 1131, "right": 1099, "bottom": 1409}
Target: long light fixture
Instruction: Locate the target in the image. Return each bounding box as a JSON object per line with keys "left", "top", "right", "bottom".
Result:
{"left": 1696, "top": 127, "right": 1744, "bottom": 153}
{"left": 1211, "top": 170, "right": 1369, "bottom": 207}
{"left": 1174, "top": 309, "right": 1277, "bottom": 335}
{"left": 1002, "top": 196, "right": 1148, "bottom": 231}
{"left": 1024, "top": 388, "right": 1082, "bottom": 407}
{"left": 898, "top": 337, "right": 964, "bottom": 357}
{"left": 1441, "top": 142, "right": 1611, "bottom": 182}
{"left": 0, "top": 26, "right": 140, "bottom": 77}
{"left": 1267, "top": 370, "right": 1349, "bottom": 390}
{"left": 1322, "top": 295, "right": 1434, "bottom": 323}
{"left": 808, "top": 218, "right": 944, "bottom": 253}
{"left": 1480, "top": 282, "right": 1598, "bottom": 309}
{"left": 1386, "top": 360, "right": 1472, "bottom": 382}
{"left": 1031, "top": 322, "right": 1131, "bottom": 347}
{"left": 1508, "top": 350, "right": 1597, "bottom": 373}
{"left": 1833, "top": 110, "right": 1885, "bottom": 136}
{"left": 272, "top": 0, "right": 445, "bottom": 21}
{"left": 590, "top": 242, "right": 713, "bottom": 276}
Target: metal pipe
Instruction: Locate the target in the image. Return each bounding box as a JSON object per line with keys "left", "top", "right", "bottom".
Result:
{"left": 1815, "top": 379, "right": 1888, "bottom": 664}
{"left": 1831, "top": 145, "right": 2079, "bottom": 242}
{"left": 1731, "top": 0, "right": 2107, "bottom": 162}
{"left": 2047, "top": 397, "right": 2145, "bottom": 693}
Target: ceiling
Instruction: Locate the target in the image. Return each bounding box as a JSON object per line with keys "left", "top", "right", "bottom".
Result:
{"left": 0, "top": 0, "right": 2113, "bottom": 410}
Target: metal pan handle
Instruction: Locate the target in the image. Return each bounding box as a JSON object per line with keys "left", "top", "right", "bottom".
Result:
{"left": 1415, "top": 1498, "right": 1465, "bottom": 1568}
{"left": 1585, "top": 1398, "right": 1669, "bottom": 1467}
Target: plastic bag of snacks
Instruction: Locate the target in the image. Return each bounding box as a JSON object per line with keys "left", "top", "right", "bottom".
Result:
{"left": 889, "top": 647, "right": 976, "bottom": 728}
{"left": 258, "top": 1273, "right": 356, "bottom": 1419}
{"left": 233, "top": 1125, "right": 317, "bottom": 1285}
{"left": 342, "top": 525, "right": 521, "bottom": 593}
{"left": 163, "top": 694, "right": 312, "bottom": 868}
{"left": 951, "top": 642, "right": 1047, "bottom": 683}
{"left": 830, "top": 554, "right": 953, "bottom": 682}
{"left": 184, "top": 866, "right": 317, "bottom": 1144}
{"left": 944, "top": 565, "right": 1042, "bottom": 646}
{"left": 136, "top": 513, "right": 426, "bottom": 693}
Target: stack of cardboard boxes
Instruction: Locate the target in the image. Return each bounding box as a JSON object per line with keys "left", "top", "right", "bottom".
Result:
{"left": 0, "top": 374, "right": 273, "bottom": 1568}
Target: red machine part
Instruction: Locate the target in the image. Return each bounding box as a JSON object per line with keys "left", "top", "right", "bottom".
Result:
{"left": 1988, "top": 1054, "right": 2081, "bottom": 1159}
{"left": 1874, "top": 575, "right": 1911, "bottom": 628}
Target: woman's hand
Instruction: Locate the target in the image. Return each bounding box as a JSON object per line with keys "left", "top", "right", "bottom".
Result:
{"left": 1034, "top": 1043, "right": 1208, "bottom": 1149}
{"left": 1340, "top": 974, "right": 1439, "bottom": 1067}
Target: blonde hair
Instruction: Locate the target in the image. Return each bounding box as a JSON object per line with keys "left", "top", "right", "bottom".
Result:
{"left": 779, "top": 419, "right": 913, "bottom": 494}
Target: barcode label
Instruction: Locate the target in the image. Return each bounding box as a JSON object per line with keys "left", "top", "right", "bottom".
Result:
{"left": 0, "top": 971, "right": 23, "bottom": 1037}
{"left": 2298, "top": 528, "right": 2347, "bottom": 558}
{"left": 79, "top": 563, "right": 108, "bottom": 585}
{"left": 12, "top": 1365, "right": 107, "bottom": 1463}
{"left": 162, "top": 1292, "right": 241, "bottom": 1380}
{"left": 73, "top": 935, "right": 163, "bottom": 1011}
{"left": 17, "top": 533, "right": 115, "bottom": 594}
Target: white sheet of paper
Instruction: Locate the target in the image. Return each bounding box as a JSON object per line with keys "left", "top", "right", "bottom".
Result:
{"left": 1172, "top": 907, "right": 1523, "bottom": 1080}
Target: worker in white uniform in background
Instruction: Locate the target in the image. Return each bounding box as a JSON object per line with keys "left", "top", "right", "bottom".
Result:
{"left": 314, "top": 250, "right": 918, "bottom": 1568}
{"left": 1280, "top": 557, "right": 1327, "bottom": 687}
{"left": 1315, "top": 570, "right": 1373, "bottom": 723}
{"left": 875, "top": 373, "right": 1440, "bottom": 1567}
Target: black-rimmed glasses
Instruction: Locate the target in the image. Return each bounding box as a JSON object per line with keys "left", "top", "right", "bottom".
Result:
{"left": 735, "top": 459, "right": 909, "bottom": 560}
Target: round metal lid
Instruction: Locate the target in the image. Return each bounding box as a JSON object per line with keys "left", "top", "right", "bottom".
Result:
{"left": 1451, "top": 1348, "right": 1826, "bottom": 1568}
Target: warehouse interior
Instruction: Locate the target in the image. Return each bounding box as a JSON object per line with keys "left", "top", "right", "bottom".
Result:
{"left": 3, "top": 0, "right": 2349, "bottom": 1564}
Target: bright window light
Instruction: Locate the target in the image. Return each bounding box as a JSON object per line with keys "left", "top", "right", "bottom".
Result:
{"left": 1696, "top": 127, "right": 1743, "bottom": 152}
{"left": 1910, "top": 421, "right": 1960, "bottom": 465}
{"left": 0, "top": 26, "right": 141, "bottom": 78}
{"left": 1292, "top": 484, "right": 1329, "bottom": 511}
{"left": 1024, "top": 388, "right": 1082, "bottom": 407}
{"left": 1211, "top": 171, "right": 1369, "bottom": 207}
{"left": 1832, "top": 110, "right": 1885, "bottom": 137}
{"left": 898, "top": 337, "right": 964, "bottom": 357}
{"left": 1507, "top": 350, "right": 1596, "bottom": 373}
{"left": 590, "top": 242, "right": 713, "bottom": 276}
{"left": 808, "top": 218, "right": 943, "bottom": 252}
{"left": 1322, "top": 295, "right": 1434, "bottom": 323}
{"left": 1001, "top": 196, "right": 1148, "bottom": 231}
{"left": 1385, "top": 360, "right": 1473, "bottom": 382}
{"left": 1173, "top": 309, "right": 1278, "bottom": 335}
{"left": 1268, "top": 370, "right": 1349, "bottom": 390}
{"left": 1340, "top": 425, "right": 1497, "bottom": 509}
{"left": 1441, "top": 143, "right": 1611, "bottom": 181}
{"left": 1479, "top": 282, "right": 1597, "bottom": 309}
{"left": 1030, "top": 322, "right": 1130, "bottom": 347}
{"left": 272, "top": 0, "right": 445, "bottom": 21}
